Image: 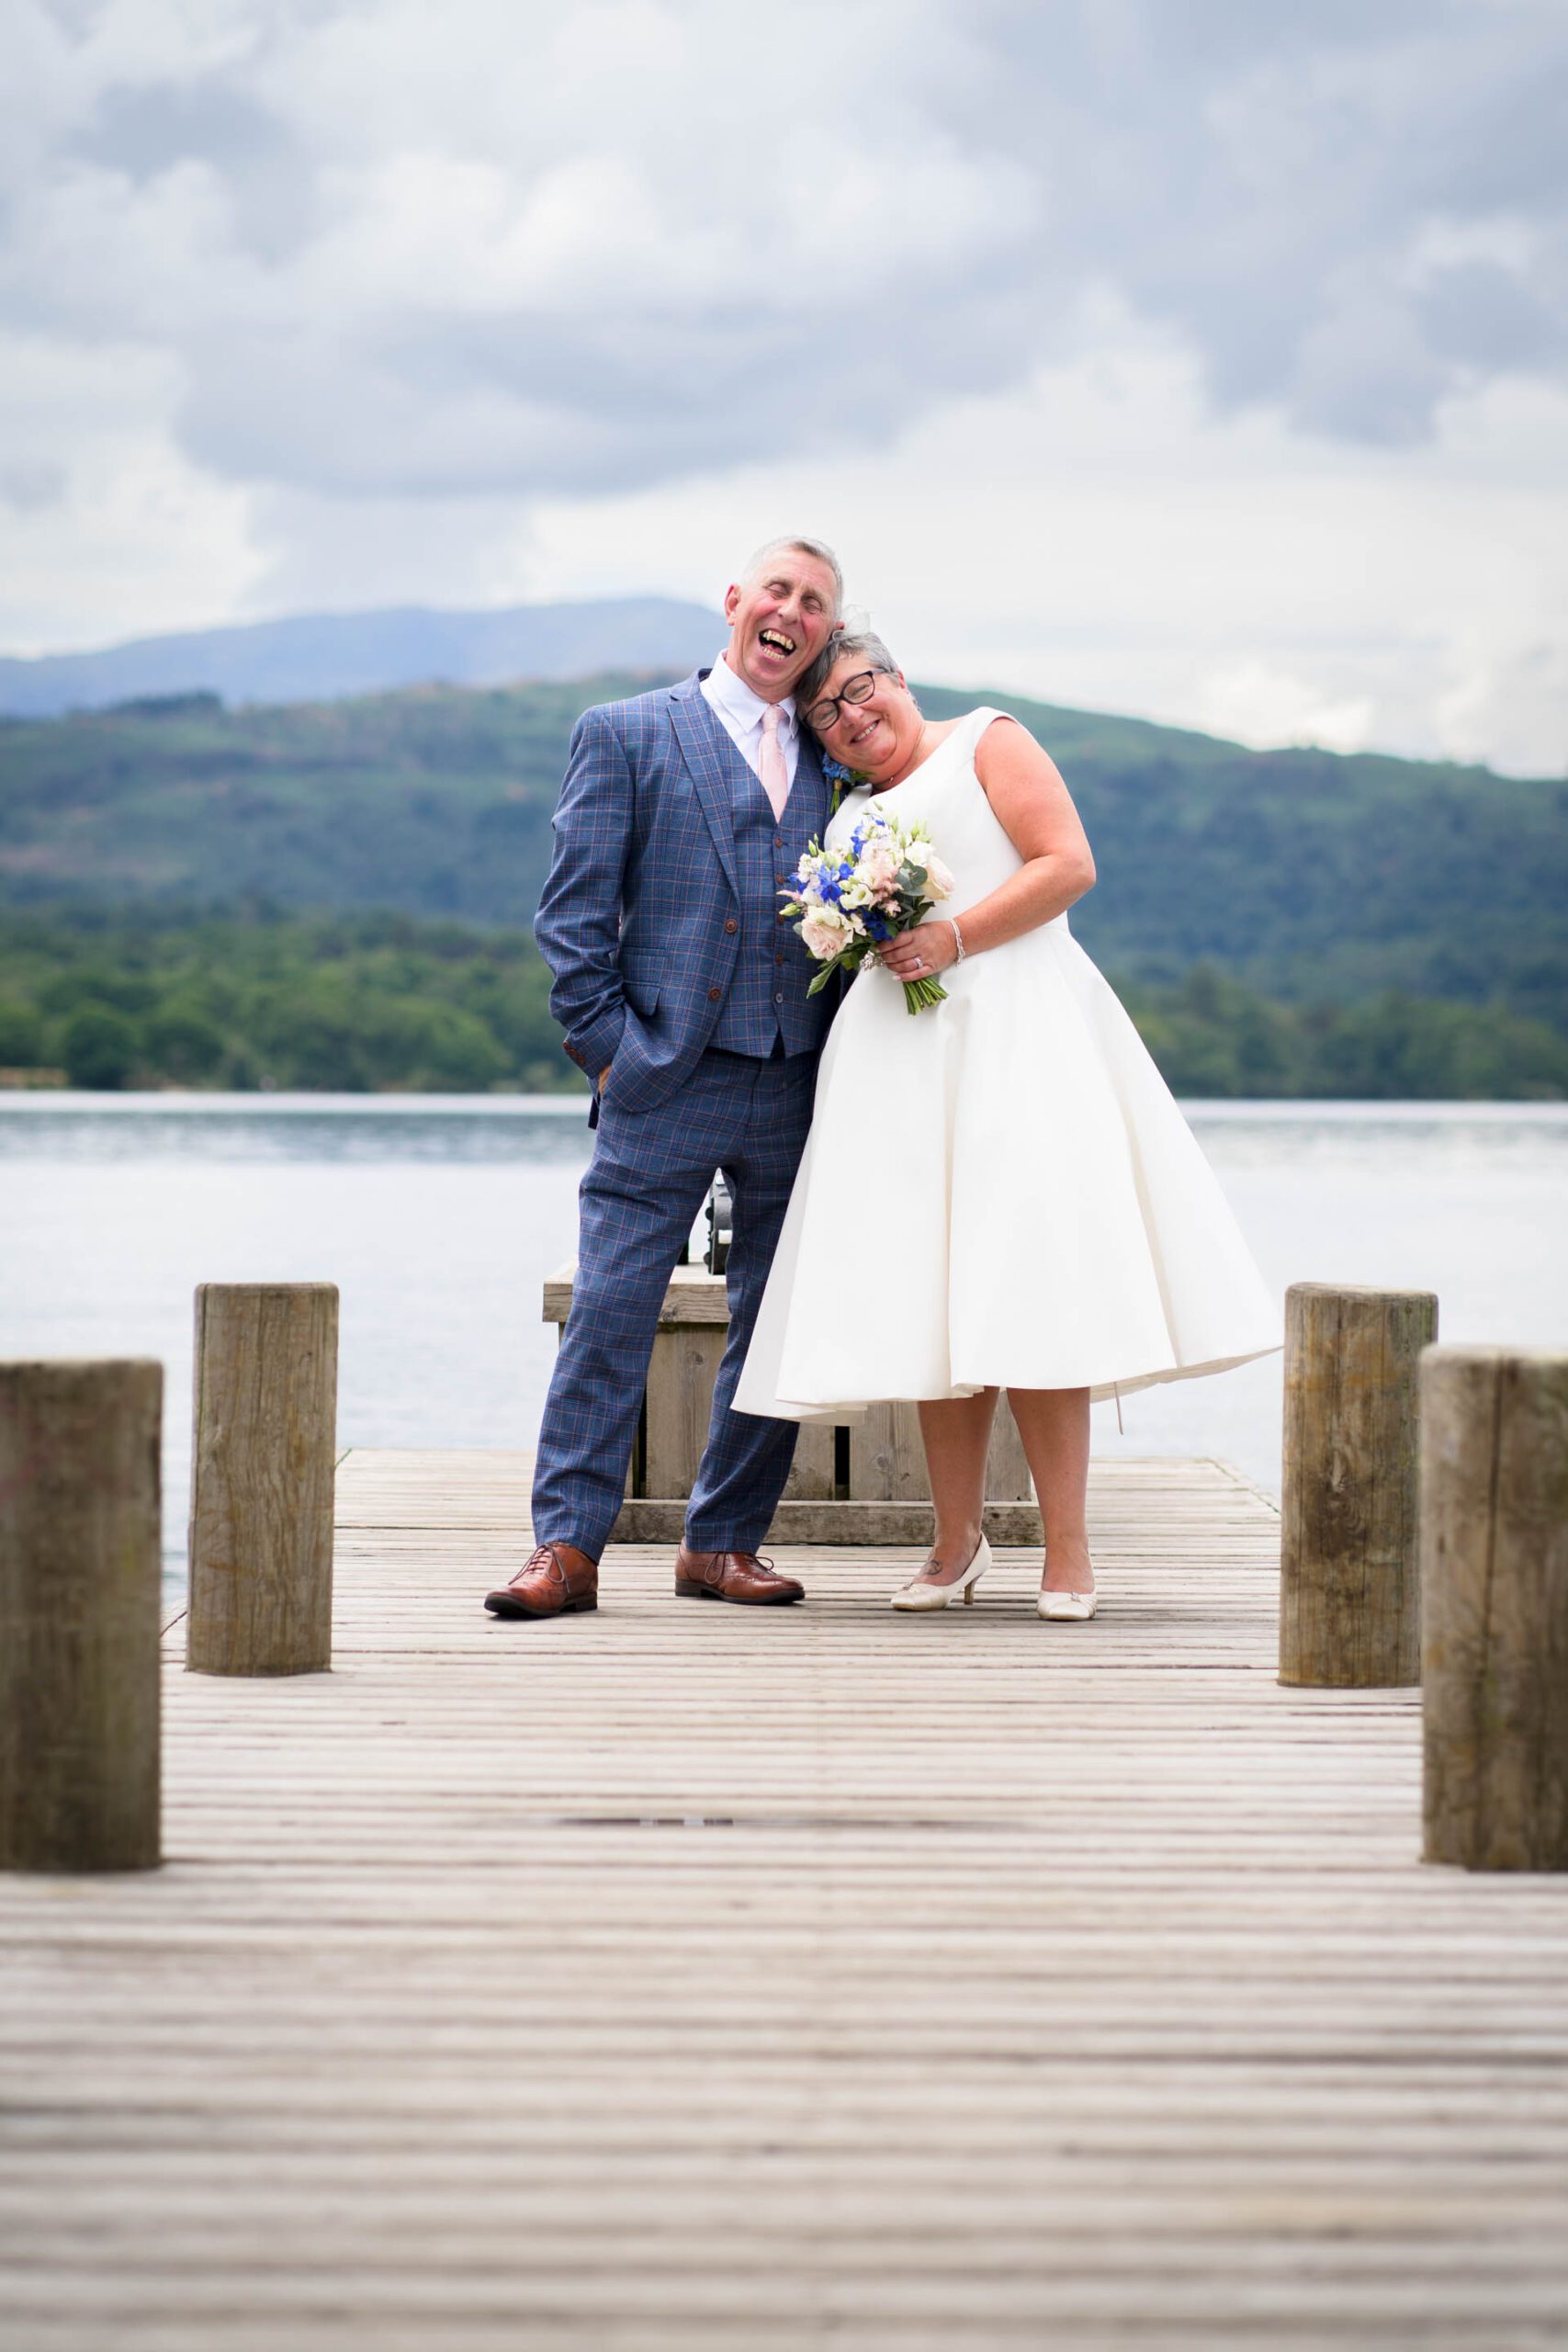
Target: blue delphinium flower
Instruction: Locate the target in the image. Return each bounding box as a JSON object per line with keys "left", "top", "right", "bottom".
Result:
{"left": 821, "top": 753, "right": 868, "bottom": 818}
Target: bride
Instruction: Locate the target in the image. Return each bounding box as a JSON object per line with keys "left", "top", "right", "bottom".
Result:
{"left": 732, "top": 628, "right": 1280, "bottom": 1620}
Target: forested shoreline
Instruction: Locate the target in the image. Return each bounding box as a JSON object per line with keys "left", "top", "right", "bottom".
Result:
{"left": 2, "top": 907, "right": 1562, "bottom": 1101}
{"left": 3, "top": 673, "right": 1563, "bottom": 1099}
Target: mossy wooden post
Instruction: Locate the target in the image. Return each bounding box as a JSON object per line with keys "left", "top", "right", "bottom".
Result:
{"left": 1422, "top": 1347, "right": 1568, "bottom": 1871}
{"left": 187, "top": 1283, "right": 338, "bottom": 1676}
{"left": 1280, "top": 1283, "right": 1437, "bottom": 1686}
{"left": 0, "top": 1360, "right": 163, "bottom": 1872}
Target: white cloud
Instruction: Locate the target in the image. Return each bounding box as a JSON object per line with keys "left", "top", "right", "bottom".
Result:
{"left": 1435, "top": 639, "right": 1568, "bottom": 775}
{"left": 16, "top": 0, "right": 1562, "bottom": 494}
{"left": 1188, "top": 664, "right": 1380, "bottom": 759}
{"left": 0, "top": 331, "right": 260, "bottom": 652}
{"left": 513, "top": 332, "right": 1568, "bottom": 775}
{"left": 1, "top": 0, "right": 1564, "bottom": 770}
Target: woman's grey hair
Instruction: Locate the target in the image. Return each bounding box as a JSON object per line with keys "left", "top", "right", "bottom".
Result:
{"left": 798, "top": 626, "right": 900, "bottom": 720}
{"left": 742, "top": 535, "right": 844, "bottom": 618}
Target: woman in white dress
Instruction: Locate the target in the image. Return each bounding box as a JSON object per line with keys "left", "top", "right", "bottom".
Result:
{"left": 733, "top": 629, "right": 1280, "bottom": 1620}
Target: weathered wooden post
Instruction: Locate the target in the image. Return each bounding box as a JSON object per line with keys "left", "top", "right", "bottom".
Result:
{"left": 0, "top": 1360, "right": 163, "bottom": 1871}
{"left": 1422, "top": 1347, "right": 1568, "bottom": 1871}
{"left": 1279, "top": 1282, "right": 1438, "bottom": 1686}
{"left": 187, "top": 1283, "right": 338, "bottom": 1676}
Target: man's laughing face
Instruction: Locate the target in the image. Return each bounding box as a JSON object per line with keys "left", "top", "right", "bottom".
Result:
{"left": 722, "top": 548, "right": 840, "bottom": 701}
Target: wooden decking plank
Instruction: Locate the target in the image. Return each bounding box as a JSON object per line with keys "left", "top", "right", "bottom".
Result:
{"left": 4, "top": 1446, "right": 1567, "bottom": 2350}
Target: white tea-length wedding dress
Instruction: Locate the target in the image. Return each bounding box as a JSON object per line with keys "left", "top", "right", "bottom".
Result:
{"left": 734, "top": 707, "right": 1280, "bottom": 1422}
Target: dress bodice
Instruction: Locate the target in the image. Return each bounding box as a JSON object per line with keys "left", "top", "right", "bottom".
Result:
{"left": 827, "top": 706, "right": 1069, "bottom": 939}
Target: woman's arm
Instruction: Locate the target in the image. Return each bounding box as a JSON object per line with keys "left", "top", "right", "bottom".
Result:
{"left": 878, "top": 716, "right": 1096, "bottom": 982}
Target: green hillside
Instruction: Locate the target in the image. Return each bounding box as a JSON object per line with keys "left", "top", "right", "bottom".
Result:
{"left": 917, "top": 686, "right": 1568, "bottom": 1027}
{"left": 1, "top": 671, "right": 1563, "bottom": 1040}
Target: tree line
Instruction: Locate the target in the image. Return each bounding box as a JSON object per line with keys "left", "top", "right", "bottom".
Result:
{"left": 1, "top": 908, "right": 1562, "bottom": 1100}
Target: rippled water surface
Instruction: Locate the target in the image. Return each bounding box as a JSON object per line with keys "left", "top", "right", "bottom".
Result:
{"left": 5, "top": 1094, "right": 1565, "bottom": 1600}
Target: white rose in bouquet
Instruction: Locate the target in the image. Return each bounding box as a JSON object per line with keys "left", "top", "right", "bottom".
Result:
{"left": 923, "top": 850, "right": 956, "bottom": 899}
{"left": 800, "top": 905, "right": 855, "bottom": 960}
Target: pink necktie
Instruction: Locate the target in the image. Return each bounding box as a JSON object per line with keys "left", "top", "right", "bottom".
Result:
{"left": 758, "top": 705, "right": 790, "bottom": 822}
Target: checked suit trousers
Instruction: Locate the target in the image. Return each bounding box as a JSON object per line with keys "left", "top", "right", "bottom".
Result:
{"left": 531, "top": 1047, "right": 818, "bottom": 1562}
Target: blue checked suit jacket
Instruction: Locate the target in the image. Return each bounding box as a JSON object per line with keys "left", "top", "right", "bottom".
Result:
{"left": 535, "top": 669, "right": 833, "bottom": 1118}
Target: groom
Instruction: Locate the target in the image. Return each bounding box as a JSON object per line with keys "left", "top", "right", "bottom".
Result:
{"left": 485, "top": 536, "right": 843, "bottom": 1621}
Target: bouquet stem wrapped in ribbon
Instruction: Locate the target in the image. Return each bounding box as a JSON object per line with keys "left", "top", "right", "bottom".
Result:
{"left": 780, "top": 804, "right": 957, "bottom": 1014}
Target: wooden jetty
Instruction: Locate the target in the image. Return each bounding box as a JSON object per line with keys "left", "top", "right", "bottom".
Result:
{"left": 4, "top": 1447, "right": 1568, "bottom": 2349}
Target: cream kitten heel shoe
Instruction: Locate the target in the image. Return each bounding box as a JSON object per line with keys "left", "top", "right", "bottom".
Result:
{"left": 1036, "top": 1583, "right": 1098, "bottom": 1622}
{"left": 890, "top": 1536, "right": 993, "bottom": 1611}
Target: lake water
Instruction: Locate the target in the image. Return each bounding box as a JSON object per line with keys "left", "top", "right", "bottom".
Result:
{"left": 4, "top": 1095, "right": 1565, "bottom": 1603}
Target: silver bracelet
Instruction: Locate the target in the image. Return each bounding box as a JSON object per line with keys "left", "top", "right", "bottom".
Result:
{"left": 948, "top": 917, "right": 966, "bottom": 964}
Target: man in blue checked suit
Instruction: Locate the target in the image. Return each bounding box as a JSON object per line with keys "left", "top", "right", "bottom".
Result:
{"left": 485, "top": 537, "right": 843, "bottom": 1621}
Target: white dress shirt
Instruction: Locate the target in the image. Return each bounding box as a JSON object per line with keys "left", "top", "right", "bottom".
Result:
{"left": 700, "top": 650, "right": 800, "bottom": 787}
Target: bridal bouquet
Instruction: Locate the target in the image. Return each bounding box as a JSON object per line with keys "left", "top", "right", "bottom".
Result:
{"left": 781, "top": 807, "right": 956, "bottom": 1014}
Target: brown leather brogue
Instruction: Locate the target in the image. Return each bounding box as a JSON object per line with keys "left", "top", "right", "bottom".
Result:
{"left": 485, "top": 1543, "right": 598, "bottom": 1620}
{"left": 674, "top": 1544, "right": 805, "bottom": 1606}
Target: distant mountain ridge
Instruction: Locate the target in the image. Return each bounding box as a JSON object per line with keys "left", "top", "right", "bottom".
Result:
{"left": 0, "top": 597, "right": 723, "bottom": 717}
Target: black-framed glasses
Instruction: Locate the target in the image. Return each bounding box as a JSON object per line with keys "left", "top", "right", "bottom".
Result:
{"left": 805, "top": 668, "right": 887, "bottom": 734}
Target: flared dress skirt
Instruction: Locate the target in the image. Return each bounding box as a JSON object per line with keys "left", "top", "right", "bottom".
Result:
{"left": 734, "top": 706, "right": 1281, "bottom": 1422}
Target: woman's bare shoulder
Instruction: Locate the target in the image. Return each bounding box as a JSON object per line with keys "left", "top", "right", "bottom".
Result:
{"left": 974, "top": 709, "right": 1064, "bottom": 789}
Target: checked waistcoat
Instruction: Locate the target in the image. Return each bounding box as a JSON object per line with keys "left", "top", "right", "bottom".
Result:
{"left": 709, "top": 741, "right": 830, "bottom": 1058}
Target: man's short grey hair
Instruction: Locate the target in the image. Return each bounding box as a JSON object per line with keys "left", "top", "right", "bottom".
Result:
{"left": 741, "top": 535, "right": 844, "bottom": 618}
{"left": 798, "top": 626, "right": 899, "bottom": 720}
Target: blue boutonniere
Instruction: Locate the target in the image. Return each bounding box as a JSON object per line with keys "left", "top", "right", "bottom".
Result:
{"left": 821, "top": 754, "right": 869, "bottom": 819}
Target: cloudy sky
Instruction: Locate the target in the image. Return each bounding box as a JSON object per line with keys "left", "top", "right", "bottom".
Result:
{"left": 3, "top": 0, "right": 1565, "bottom": 772}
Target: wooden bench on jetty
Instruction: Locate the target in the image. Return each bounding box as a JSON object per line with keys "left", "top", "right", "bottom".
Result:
{"left": 3, "top": 1293, "right": 1568, "bottom": 2347}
